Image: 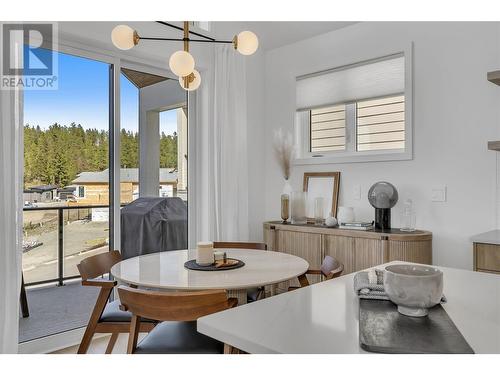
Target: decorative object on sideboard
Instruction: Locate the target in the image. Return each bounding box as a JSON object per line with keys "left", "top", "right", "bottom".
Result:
{"left": 303, "top": 172, "right": 340, "bottom": 221}
{"left": 384, "top": 264, "right": 444, "bottom": 317}
{"left": 273, "top": 128, "right": 294, "bottom": 195}
{"left": 314, "top": 197, "right": 324, "bottom": 226}
{"left": 324, "top": 214, "right": 338, "bottom": 227}
{"left": 368, "top": 181, "right": 398, "bottom": 230}
{"left": 339, "top": 221, "right": 373, "bottom": 231}
{"left": 111, "top": 22, "right": 258, "bottom": 91}
{"left": 290, "top": 191, "right": 307, "bottom": 225}
{"left": 400, "top": 198, "right": 416, "bottom": 232}
{"left": 280, "top": 194, "right": 290, "bottom": 224}
{"left": 337, "top": 206, "right": 354, "bottom": 225}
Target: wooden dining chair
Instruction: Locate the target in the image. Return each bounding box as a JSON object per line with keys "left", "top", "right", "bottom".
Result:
{"left": 118, "top": 286, "right": 238, "bottom": 354}
{"left": 77, "top": 250, "right": 156, "bottom": 354}
{"left": 289, "top": 255, "right": 344, "bottom": 291}
{"left": 213, "top": 241, "right": 267, "bottom": 302}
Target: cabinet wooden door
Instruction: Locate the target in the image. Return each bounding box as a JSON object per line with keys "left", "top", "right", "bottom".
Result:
{"left": 474, "top": 243, "right": 500, "bottom": 273}
{"left": 388, "top": 240, "right": 432, "bottom": 265}
{"left": 323, "top": 235, "right": 355, "bottom": 275}
{"left": 276, "top": 230, "right": 322, "bottom": 289}
{"left": 354, "top": 238, "right": 384, "bottom": 271}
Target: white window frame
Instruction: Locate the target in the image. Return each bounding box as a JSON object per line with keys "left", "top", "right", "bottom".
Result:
{"left": 294, "top": 45, "right": 413, "bottom": 165}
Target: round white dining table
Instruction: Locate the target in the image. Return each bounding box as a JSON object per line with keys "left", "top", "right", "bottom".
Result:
{"left": 110, "top": 249, "right": 309, "bottom": 305}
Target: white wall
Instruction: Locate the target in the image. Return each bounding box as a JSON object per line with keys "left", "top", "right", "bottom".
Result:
{"left": 262, "top": 22, "right": 500, "bottom": 270}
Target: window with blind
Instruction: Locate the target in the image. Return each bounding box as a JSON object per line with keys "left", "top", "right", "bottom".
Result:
{"left": 310, "top": 104, "right": 346, "bottom": 152}
{"left": 295, "top": 51, "right": 412, "bottom": 163}
{"left": 356, "top": 95, "right": 405, "bottom": 151}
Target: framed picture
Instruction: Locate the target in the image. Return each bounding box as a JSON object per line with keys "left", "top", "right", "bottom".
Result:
{"left": 303, "top": 172, "right": 341, "bottom": 220}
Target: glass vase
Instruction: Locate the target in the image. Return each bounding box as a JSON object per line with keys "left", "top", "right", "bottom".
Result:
{"left": 314, "top": 197, "right": 324, "bottom": 226}
{"left": 281, "top": 194, "right": 290, "bottom": 224}
{"left": 400, "top": 199, "right": 416, "bottom": 232}
{"left": 291, "top": 191, "right": 307, "bottom": 225}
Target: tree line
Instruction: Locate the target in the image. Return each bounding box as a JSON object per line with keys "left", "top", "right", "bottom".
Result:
{"left": 24, "top": 123, "right": 178, "bottom": 188}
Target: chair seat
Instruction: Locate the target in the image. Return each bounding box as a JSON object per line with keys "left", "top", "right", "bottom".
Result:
{"left": 134, "top": 321, "right": 223, "bottom": 354}
{"left": 99, "top": 300, "right": 155, "bottom": 323}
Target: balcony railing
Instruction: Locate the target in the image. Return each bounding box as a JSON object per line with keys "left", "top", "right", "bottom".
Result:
{"left": 23, "top": 205, "right": 110, "bottom": 287}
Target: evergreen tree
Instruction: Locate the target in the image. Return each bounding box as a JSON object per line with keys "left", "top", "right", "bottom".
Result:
{"left": 23, "top": 123, "right": 178, "bottom": 188}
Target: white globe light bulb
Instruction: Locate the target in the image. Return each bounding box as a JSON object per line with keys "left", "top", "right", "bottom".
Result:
{"left": 179, "top": 70, "right": 201, "bottom": 91}
{"left": 169, "top": 51, "right": 195, "bottom": 77}
{"left": 236, "top": 31, "right": 258, "bottom": 55}
{"left": 111, "top": 25, "right": 137, "bottom": 50}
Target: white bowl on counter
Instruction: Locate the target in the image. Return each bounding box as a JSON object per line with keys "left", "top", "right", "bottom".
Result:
{"left": 384, "top": 264, "right": 443, "bottom": 317}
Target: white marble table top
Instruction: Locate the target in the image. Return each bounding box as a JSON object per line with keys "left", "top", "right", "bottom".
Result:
{"left": 110, "top": 249, "right": 309, "bottom": 291}
{"left": 198, "top": 261, "right": 500, "bottom": 354}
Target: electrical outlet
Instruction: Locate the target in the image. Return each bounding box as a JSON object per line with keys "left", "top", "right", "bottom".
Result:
{"left": 431, "top": 186, "right": 447, "bottom": 202}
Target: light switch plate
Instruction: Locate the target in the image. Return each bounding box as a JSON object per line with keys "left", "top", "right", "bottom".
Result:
{"left": 353, "top": 184, "right": 361, "bottom": 200}
{"left": 431, "top": 186, "right": 447, "bottom": 202}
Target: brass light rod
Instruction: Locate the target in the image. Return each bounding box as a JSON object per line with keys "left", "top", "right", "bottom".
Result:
{"left": 139, "top": 37, "right": 233, "bottom": 44}
{"left": 155, "top": 21, "right": 215, "bottom": 41}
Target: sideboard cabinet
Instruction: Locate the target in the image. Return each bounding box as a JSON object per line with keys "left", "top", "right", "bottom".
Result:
{"left": 263, "top": 221, "right": 432, "bottom": 292}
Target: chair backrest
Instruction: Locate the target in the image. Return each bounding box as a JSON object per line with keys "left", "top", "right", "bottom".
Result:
{"left": 213, "top": 241, "right": 267, "bottom": 250}
{"left": 320, "top": 255, "right": 344, "bottom": 279}
{"left": 118, "top": 286, "right": 236, "bottom": 322}
{"left": 77, "top": 250, "right": 122, "bottom": 280}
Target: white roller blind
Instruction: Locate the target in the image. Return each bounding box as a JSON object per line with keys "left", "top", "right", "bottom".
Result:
{"left": 296, "top": 55, "right": 404, "bottom": 111}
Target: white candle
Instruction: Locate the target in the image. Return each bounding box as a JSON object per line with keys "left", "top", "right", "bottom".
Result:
{"left": 196, "top": 241, "right": 214, "bottom": 266}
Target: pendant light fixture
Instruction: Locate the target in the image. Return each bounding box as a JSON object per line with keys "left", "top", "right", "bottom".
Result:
{"left": 111, "top": 21, "right": 259, "bottom": 91}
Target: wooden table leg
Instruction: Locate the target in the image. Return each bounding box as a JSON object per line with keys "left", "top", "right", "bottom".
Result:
{"left": 20, "top": 274, "right": 29, "bottom": 318}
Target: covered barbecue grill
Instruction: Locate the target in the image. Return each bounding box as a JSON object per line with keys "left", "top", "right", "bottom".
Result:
{"left": 120, "top": 197, "right": 188, "bottom": 259}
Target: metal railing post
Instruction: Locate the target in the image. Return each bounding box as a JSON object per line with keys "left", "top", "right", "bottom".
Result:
{"left": 58, "top": 208, "right": 64, "bottom": 286}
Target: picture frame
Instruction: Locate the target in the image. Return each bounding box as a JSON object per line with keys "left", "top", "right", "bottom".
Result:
{"left": 303, "top": 172, "right": 341, "bottom": 220}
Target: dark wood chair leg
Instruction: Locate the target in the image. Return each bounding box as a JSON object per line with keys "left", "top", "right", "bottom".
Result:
{"left": 20, "top": 274, "right": 29, "bottom": 318}
{"left": 127, "top": 315, "right": 141, "bottom": 354}
{"left": 298, "top": 274, "right": 310, "bottom": 287}
{"left": 77, "top": 287, "right": 112, "bottom": 354}
{"left": 105, "top": 333, "right": 119, "bottom": 354}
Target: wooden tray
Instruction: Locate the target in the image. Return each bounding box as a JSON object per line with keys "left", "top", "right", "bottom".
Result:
{"left": 184, "top": 258, "right": 245, "bottom": 271}
{"left": 359, "top": 299, "right": 474, "bottom": 354}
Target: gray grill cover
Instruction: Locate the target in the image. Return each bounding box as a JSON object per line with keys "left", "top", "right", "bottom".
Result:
{"left": 120, "top": 197, "right": 187, "bottom": 259}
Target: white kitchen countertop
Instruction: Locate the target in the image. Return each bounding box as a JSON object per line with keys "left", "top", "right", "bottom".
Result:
{"left": 197, "top": 261, "right": 500, "bottom": 354}
{"left": 471, "top": 230, "right": 500, "bottom": 245}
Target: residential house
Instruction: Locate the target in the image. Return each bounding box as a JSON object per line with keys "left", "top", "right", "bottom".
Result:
{"left": 71, "top": 168, "right": 178, "bottom": 205}
{"left": 23, "top": 185, "right": 58, "bottom": 203}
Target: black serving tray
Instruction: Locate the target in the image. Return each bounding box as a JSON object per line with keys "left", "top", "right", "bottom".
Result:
{"left": 184, "top": 258, "right": 245, "bottom": 271}
{"left": 359, "top": 299, "right": 474, "bottom": 354}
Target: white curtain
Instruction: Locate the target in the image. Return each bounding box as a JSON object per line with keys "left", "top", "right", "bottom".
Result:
{"left": 194, "top": 45, "right": 249, "bottom": 242}
{"left": 0, "top": 64, "right": 23, "bottom": 352}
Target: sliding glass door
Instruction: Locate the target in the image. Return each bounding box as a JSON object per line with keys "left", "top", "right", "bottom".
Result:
{"left": 21, "top": 47, "right": 113, "bottom": 342}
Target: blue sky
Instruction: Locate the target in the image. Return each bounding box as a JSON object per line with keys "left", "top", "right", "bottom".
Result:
{"left": 24, "top": 48, "right": 177, "bottom": 135}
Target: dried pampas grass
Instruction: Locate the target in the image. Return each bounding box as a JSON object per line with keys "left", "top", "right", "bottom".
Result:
{"left": 273, "top": 128, "right": 294, "bottom": 180}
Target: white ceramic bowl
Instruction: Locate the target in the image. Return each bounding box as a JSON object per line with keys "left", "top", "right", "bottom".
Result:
{"left": 384, "top": 264, "right": 443, "bottom": 317}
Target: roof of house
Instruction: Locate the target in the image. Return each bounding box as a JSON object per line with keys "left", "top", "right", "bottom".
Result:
{"left": 25, "top": 185, "right": 59, "bottom": 193}
{"left": 72, "top": 168, "right": 177, "bottom": 184}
